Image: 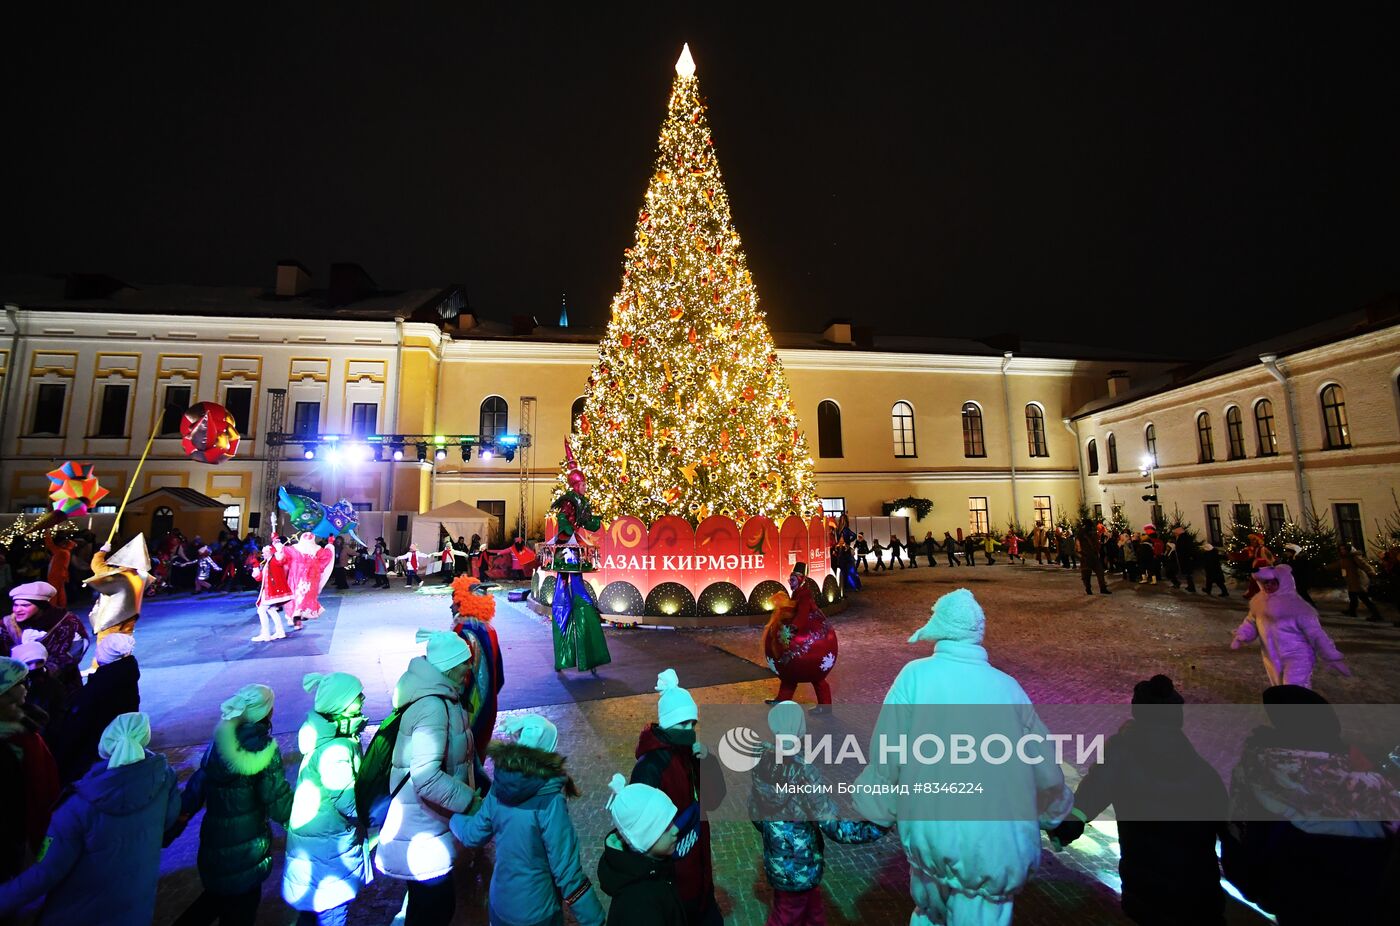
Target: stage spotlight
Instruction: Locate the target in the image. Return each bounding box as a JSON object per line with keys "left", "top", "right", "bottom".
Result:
{"left": 503, "top": 446, "right": 516, "bottom": 463}
{"left": 302, "top": 445, "right": 316, "bottom": 460}
{"left": 434, "top": 446, "right": 448, "bottom": 461}
{"left": 390, "top": 438, "right": 405, "bottom": 461}
{"left": 460, "top": 441, "right": 472, "bottom": 462}
{"left": 415, "top": 443, "right": 428, "bottom": 463}
{"left": 356, "top": 443, "right": 374, "bottom": 462}
{"left": 326, "top": 447, "right": 343, "bottom": 465}
{"left": 372, "top": 443, "right": 384, "bottom": 462}
{"left": 480, "top": 447, "right": 494, "bottom": 460}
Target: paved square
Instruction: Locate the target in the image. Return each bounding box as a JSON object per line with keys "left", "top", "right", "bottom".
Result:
{"left": 145, "top": 562, "right": 1399, "bottom": 923}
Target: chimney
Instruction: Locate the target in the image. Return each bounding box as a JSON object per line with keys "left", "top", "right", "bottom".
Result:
{"left": 821, "top": 321, "right": 853, "bottom": 345}
{"left": 453, "top": 312, "right": 479, "bottom": 333}
{"left": 274, "top": 261, "right": 312, "bottom": 297}
{"left": 511, "top": 314, "right": 539, "bottom": 336}
{"left": 327, "top": 263, "right": 377, "bottom": 306}
{"left": 1107, "top": 369, "right": 1131, "bottom": 398}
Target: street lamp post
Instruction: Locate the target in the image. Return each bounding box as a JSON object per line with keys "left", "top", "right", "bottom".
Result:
{"left": 1140, "top": 455, "right": 1161, "bottom": 526}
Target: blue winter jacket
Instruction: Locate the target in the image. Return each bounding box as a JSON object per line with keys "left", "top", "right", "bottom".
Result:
{"left": 450, "top": 741, "right": 605, "bottom": 926}
{"left": 749, "top": 747, "right": 887, "bottom": 893}
{"left": 0, "top": 750, "right": 180, "bottom": 925}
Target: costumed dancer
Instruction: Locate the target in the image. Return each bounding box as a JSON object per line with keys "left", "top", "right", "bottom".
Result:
{"left": 763, "top": 564, "right": 838, "bottom": 713}
{"left": 252, "top": 540, "right": 292, "bottom": 641}
{"left": 285, "top": 532, "right": 334, "bottom": 625}
{"left": 549, "top": 441, "right": 610, "bottom": 675}
{"left": 1230, "top": 564, "right": 1350, "bottom": 688}
{"left": 84, "top": 535, "right": 149, "bottom": 657}
{"left": 394, "top": 543, "right": 424, "bottom": 588}
{"left": 451, "top": 574, "right": 504, "bottom": 761}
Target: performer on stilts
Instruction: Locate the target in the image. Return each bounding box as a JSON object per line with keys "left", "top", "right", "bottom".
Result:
{"left": 549, "top": 440, "right": 611, "bottom": 676}
{"left": 763, "top": 563, "right": 839, "bottom": 713}
{"left": 252, "top": 539, "right": 292, "bottom": 641}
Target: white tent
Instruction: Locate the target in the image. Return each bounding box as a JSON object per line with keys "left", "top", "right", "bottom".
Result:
{"left": 410, "top": 501, "right": 499, "bottom": 568}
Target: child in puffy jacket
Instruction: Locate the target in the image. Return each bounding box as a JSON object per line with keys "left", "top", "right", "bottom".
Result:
{"left": 174, "top": 684, "right": 293, "bottom": 925}
{"left": 597, "top": 774, "right": 685, "bottom": 926}
{"left": 450, "top": 715, "right": 604, "bottom": 926}
{"left": 751, "top": 701, "right": 887, "bottom": 924}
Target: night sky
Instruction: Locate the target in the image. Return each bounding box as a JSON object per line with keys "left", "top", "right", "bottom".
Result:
{"left": 4, "top": 4, "right": 1397, "bottom": 358}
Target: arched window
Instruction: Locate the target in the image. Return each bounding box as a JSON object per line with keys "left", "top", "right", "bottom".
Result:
{"left": 152, "top": 506, "right": 174, "bottom": 539}
{"left": 891, "top": 401, "right": 916, "bottom": 458}
{"left": 570, "top": 396, "right": 587, "bottom": 434}
{"left": 1106, "top": 433, "right": 1119, "bottom": 473}
{"left": 1225, "top": 406, "right": 1246, "bottom": 460}
{"left": 1196, "top": 412, "right": 1215, "bottom": 463}
{"left": 1025, "top": 404, "right": 1048, "bottom": 457}
{"left": 817, "top": 400, "right": 843, "bottom": 458}
{"left": 961, "top": 402, "right": 986, "bottom": 458}
{"left": 479, "top": 396, "right": 508, "bottom": 442}
{"left": 1086, "top": 438, "right": 1099, "bottom": 475}
{"left": 1254, "top": 399, "right": 1278, "bottom": 456}
{"left": 1144, "top": 423, "right": 1157, "bottom": 466}
{"left": 1320, "top": 383, "right": 1350, "bottom": 449}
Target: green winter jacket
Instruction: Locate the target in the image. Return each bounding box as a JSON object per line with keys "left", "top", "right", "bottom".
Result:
{"left": 182, "top": 718, "right": 293, "bottom": 895}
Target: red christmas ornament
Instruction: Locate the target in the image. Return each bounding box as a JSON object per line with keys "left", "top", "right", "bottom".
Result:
{"left": 180, "top": 402, "right": 240, "bottom": 464}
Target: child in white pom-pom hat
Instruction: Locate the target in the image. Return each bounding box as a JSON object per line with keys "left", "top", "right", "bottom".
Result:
{"left": 450, "top": 713, "right": 605, "bottom": 926}
{"left": 596, "top": 773, "right": 686, "bottom": 925}
{"left": 630, "top": 668, "right": 725, "bottom": 925}
{"left": 751, "top": 701, "right": 887, "bottom": 924}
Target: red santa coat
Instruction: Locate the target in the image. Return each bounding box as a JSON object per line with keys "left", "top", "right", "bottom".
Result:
{"left": 763, "top": 584, "right": 838, "bottom": 685}
{"left": 256, "top": 548, "right": 293, "bottom": 607}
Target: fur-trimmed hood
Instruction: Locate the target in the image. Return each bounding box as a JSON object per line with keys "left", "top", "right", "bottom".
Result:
{"left": 211, "top": 717, "right": 278, "bottom": 777}
{"left": 487, "top": 740, "right": 578, "bottom": 802}
{"left": 0, "top": 702, "right": 48, "bottom": 739}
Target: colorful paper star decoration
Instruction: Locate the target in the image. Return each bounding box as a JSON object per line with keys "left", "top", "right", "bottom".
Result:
{"left": 46, "top": 461, "right": 111, "bottom": 516}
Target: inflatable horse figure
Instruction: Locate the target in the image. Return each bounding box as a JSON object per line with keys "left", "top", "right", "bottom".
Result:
{"left": 276, "top": 486, "right": 367, "bottom": 546}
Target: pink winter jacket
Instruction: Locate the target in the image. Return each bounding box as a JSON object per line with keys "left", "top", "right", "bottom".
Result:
{"left": 1232, "top": 566, "right": 1345, "bottom": 678}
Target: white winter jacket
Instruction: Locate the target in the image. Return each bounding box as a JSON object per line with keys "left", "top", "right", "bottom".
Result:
{"left": 374, "top": 656, "right": 475, "bottom": 881}
{"left": 852, "top": 640, "right": 1072, "bottom": 903}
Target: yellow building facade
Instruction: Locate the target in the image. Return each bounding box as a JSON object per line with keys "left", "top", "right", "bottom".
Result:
{"left": 1, "top": 289, "right": 1177, "bottom": 546}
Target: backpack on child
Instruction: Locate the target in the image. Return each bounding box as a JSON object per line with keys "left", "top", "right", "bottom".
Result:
{"left": 354, "top": 694, "right": 453, "bottom": 830}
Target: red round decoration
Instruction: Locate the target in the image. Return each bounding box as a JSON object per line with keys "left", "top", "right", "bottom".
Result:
{"left": 764, "top": 586, "right": 838, "bottom": 687}
{"left": 180, "top": 402, "right": 240, "bottom": 464}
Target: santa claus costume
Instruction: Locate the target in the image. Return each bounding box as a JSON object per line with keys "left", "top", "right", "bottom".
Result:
{"left": 253, "top": 541, "right": 292, "bottom": 642}
{"left": 284, "top": 533, "right": 334, "bottom": 628}
{"left": 763, "top": 563, "right": 838, "bottom": 711}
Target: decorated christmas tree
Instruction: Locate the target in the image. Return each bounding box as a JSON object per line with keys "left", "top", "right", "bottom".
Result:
{"left": 562, "top": 44, "right": 820, "bottom": 525}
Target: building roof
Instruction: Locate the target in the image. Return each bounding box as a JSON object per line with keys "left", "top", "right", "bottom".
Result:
{"left": 3, "top": 272, "right": 1185, "bottom": 365}
{"left": 1070, "top": 297, "right": 1400, "bottom": 419}
{"left": 128, "top": 486, "right": 228, "bottom": 509}
{"left": 1, "top": 273, "right": 463, "bottom": 324}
